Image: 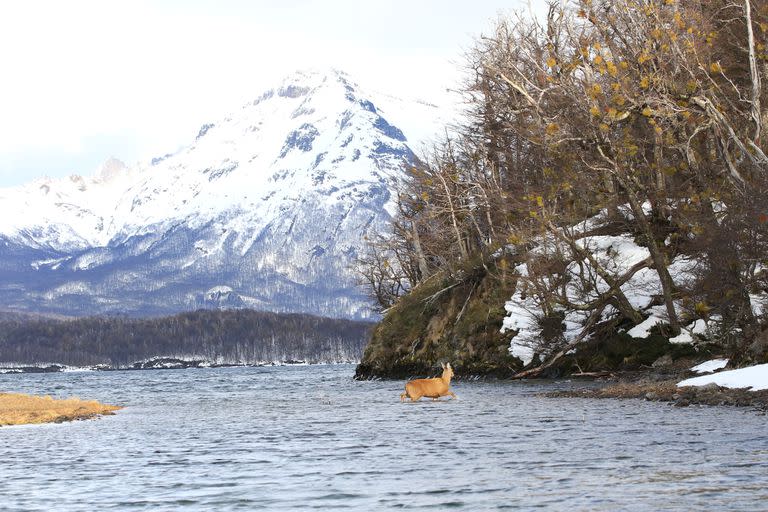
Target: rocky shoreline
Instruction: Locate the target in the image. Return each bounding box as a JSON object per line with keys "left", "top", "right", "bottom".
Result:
{"left": 358, "top": 354, "right": 768, "bottom": 412}
{"left": 546, "top": 372, "right": 768, "bottom": 413}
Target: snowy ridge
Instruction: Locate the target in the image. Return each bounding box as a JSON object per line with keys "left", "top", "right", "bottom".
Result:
{"left": 0, "top": 69, "right": 431, "bottom": 319}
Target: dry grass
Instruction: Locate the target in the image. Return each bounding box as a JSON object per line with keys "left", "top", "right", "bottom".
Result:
{"left": 545, "top": 381, "right": 678, "bottom": 399}
{"left": 0, "top": 392, "right": 122, "bottom": 426}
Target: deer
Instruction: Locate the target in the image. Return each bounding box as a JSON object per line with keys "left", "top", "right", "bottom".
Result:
{"left": 400, "top": 362, "right": 457, "bottom": 402}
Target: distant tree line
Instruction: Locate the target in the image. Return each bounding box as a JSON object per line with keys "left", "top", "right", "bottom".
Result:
{"left": 0, "top": 309, "right": 373, "bottom": 367}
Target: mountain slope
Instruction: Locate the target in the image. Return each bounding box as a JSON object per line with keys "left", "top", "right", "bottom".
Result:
{"left": 0, "top": 70, "right": 428, "bottom": 319}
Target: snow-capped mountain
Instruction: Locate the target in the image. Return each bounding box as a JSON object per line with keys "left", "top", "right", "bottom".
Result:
{"left": 0, "top": 69, "right": 435, "bottom": 319}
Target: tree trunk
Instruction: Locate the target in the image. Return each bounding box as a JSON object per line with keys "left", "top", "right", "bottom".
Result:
{"left": 411, "top": 221, "right": 430, "bottom": 280}
{"left": 620, "top": 175, "right": 681, "bottom": 335}
{"left": 744, "top": 0, "right": 762, "bottom": 143}
{"left": 653, "top": 132, "right": 670, "bottom": 220}
{"left": 436, "top": 170, "right": 468, "bottom": 260}
{"left": 602, "top": 171, "right": 620, "bottom": 220}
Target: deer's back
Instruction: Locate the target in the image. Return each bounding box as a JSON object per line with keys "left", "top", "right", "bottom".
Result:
{"left": 406, "top": 377, "right": 448, "bottom": 397}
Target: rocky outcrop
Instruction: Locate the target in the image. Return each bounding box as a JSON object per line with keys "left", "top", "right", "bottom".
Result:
{"left": 354, "top": 263, "right": 522, "bottom": 380}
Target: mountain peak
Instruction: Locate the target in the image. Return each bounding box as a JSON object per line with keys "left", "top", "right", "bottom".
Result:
{"left": 0, "top": 68, "right": 436, "bottom": 320}
{"left": 248, "top": 68, "right": 357, "bottom": 108}
{"left": 278, "top": 67, "right": 350, "bottom": 88}
{"left": 95, "top": 157, "right": 127, "bottom": 182}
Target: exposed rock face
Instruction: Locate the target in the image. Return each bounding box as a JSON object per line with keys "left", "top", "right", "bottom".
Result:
{"left": 354, "top": 265, "right": 522, "bottom": 380}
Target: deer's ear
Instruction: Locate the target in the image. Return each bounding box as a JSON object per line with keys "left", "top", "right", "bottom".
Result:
{"left": 441, "top": 362, "right": 446, "bottom": 369}
{"left": 447, "top": 362, "right": 452, "bottom": 369}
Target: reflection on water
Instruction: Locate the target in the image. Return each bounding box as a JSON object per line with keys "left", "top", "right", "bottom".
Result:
{"left": 1, "top": 365, "right": 767, "bottom": 510}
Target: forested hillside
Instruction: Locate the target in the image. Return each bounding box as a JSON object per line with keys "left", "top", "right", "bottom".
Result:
{"left": 357, "top": 0, "right": 768, "bottom": 379}
{"left": 0, "top": 309, "right": 372, "bottom": 368}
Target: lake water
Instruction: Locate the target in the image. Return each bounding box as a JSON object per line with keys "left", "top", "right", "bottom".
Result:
{"left": 1, "top": 365, "right": 767, "bottom": 511}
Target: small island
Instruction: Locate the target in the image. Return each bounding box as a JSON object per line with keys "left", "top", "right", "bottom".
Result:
{"left": 0, "top": 393, "right": 121, "bottom": 426}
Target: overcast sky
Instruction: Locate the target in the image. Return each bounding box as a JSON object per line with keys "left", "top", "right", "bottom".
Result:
{"left": 0, "top": 0, "right": 533, "bottom": 187}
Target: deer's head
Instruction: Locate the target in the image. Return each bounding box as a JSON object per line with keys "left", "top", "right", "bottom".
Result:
{"left": 441, "top": 362, "right": 454, "bottom": 380}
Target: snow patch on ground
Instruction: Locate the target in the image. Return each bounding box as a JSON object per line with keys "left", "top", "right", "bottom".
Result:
{"left": 669, "top": 319, "right": 712, "bottom": 344}
{"left": 690, "top": 358, "right": 729, "bottom": 374}
{"left": 500, "top": 208, "right": 765, "bottom": 366}
{"left": 500, "top": 228, "right": 698, "bottom": 365}
{"left": 678, "top": 363, "right": 768, "bottom": 391}
{"left": 626, "top": 305, "right": 667, "bottom": 338}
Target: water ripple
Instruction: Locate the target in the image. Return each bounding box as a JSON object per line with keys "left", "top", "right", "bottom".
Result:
{"left": 1, "top": 365, "right": 767, "bottom": 510}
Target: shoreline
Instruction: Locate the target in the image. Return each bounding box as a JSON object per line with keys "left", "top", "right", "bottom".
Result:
{"left": 6, "top": 360, "right": 766, "bottom": 413}
{"left": 0, "top": 393, "right": 122, "bottom": 426}
{"left": 0, "top": 358, "right": 361, "bottom": 374}
{"left": 358, "top": 358, "right": 768, "bottom": 412}
{"left": 545, "top": 377, "right": 768, "bottom": 412}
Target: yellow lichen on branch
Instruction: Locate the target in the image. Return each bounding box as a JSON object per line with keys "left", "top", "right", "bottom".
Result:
{"left": 0, "top": 392, "right": 121, "bottom": 426}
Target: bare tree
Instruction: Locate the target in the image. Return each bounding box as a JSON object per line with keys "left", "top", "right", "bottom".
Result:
{"left": 358, "top": 0, "right": 768, "bottom": 371}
